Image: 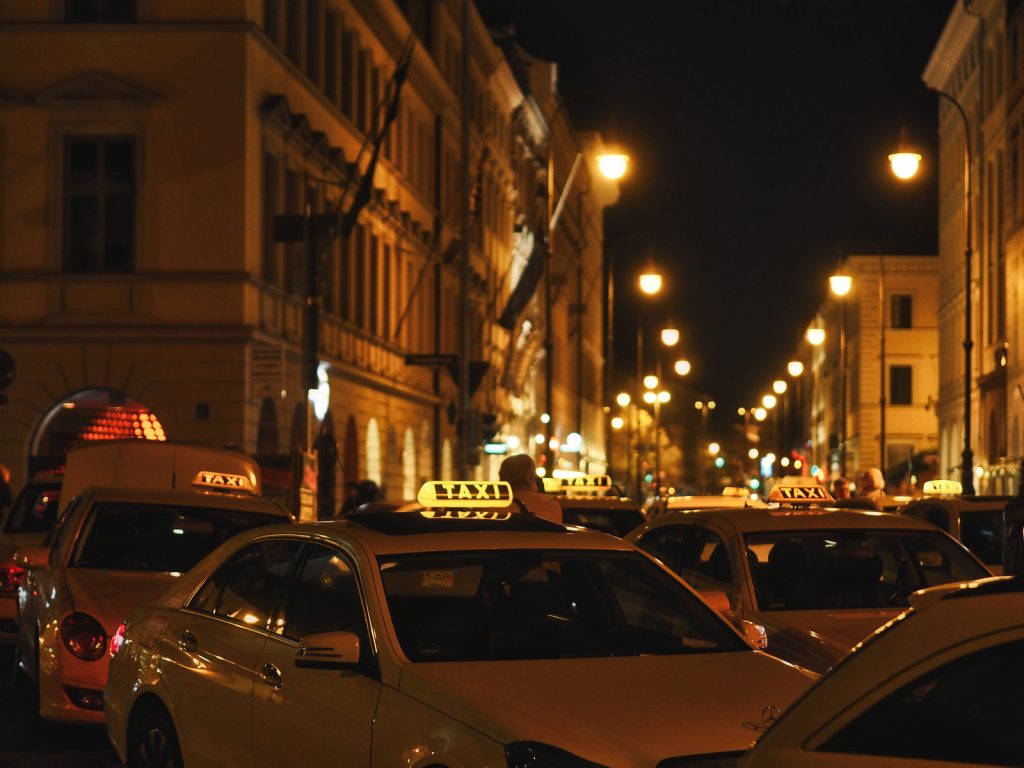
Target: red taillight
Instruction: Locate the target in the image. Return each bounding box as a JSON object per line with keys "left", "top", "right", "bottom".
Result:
{"left": 0, "top": 564, "right": 27, "bottom": 595}
{"left": 59, "top": 613, "right": 107, "bottom": 661}
{"left": 109, "top": 622, "right": 127, "bottom": 658}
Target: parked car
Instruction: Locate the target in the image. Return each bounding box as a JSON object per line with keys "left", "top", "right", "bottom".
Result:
{"left": 900, "top": 481, "right": 1010, "bottom": 573}
{"left": 739, "top": 575, "right": 1024, "bottom": 768}
{"left": 105, "top": 480, "right": 816, "bottom": 768}
{"left": 627, "top": 477, "right": 991, "bottom": 673}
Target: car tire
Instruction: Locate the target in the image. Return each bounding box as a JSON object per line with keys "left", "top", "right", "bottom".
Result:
{"left": 127, "top": 707, "right": 184, "bottom": 768}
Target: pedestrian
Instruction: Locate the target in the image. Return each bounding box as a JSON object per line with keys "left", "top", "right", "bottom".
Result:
{"left": 1002, "top": 459, "right": 1024, "bottom": 577}
{"left": 857, "top": 467, "right": 885, "bottom": 499}
{"left": 831, "top": 477, "right": 851, "bottom": 499}
{"left": 0, "top": 464, "right": 12, "bottom": 518}
{"left": 498, "top": 453, "right": 562, "bottom": 523}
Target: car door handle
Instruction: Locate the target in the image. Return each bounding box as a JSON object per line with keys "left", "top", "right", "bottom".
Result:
{"left": 178, "top": 630, "right": 198, "bottom": 654}
{"left": 260, "top": 663, "right": 283, "bottom": 689}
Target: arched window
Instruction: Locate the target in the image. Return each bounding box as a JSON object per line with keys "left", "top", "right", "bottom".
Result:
{"left": 365, "top": 418, "right": 382, "bottom": 485}
{"left": 402, "top": 427, "right": 417, "bottom": 499}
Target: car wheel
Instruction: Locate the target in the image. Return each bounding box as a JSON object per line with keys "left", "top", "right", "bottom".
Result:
{"left": 128, "top": 707, "right": 184, "bottom": 768}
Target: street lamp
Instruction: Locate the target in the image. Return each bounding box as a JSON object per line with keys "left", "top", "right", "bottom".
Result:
{"left": 806, "top": 327, "right": 826, "bottom": 347}
{"left": 638, "top": 268, "right": 663, "bottom": 296}
{"left": 891, "top": 90, "right": 975, "bottom": 494}
{"left": 787, "top": 360, "right": 804, "bottom": 377}
{"left": 616, "top": 392, "right": 631, "bottom": 407}
{"left": 674, "top": 359, "right": 691, "bottom": 376}
{"left": 772, "top": 379, "right": 788, "bottom": 395}
{"left": 708, "top": 442, "right": 721, "bottom": 456}
{"left": 643, "top": 375, "right": 659, "bottom": 390}
{"left": 753, "top": 407, "right": 767, "bottom": 422}
{"left": 611, "top": 416, "right": 625, "bottom": 430}
{"left": 830, "top": 272, "right": 853, "bottom": 477}
{"left": 660, "top": 326, "right": 680, "bottom": 347}
{"left": 887, "top": 126, "right": 921, "bottom": 181}
{"left": 762, "top": 394, "right": 777, "bottom": 410}
{"left": 596, "top": 153, "right": 630, "bottom": 180}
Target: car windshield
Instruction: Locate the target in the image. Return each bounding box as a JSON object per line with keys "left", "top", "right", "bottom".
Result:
{"left": 71, "top": 501, "right": 282, "bottom": 572}
{"left": 378, "top": 549, "right": 746, "bottom": 662}
{"left": 3, "top": 483, "right": 62, "bottom": 534}
{"left": 959, "top": 508, "right": 1003, "bottom": 567}
{"left": 745, "top": 530, "right": 989, "bottom": 611}
{"left": 562, "top": 507, "right": 645, "bottom": 537}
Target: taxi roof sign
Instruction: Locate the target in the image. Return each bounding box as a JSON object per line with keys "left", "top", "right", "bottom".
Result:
{"left": 559, "top": 474, "right": 611, "bottom": 490}
{"left": 923, "top": 479, "right": 963, "bottom": 496}
{"left": 191, "top": 470, "right": 257, "bottom": 494}
{"left": 767, "top": 477, "right": 833, "bottom": 504}
{"left": 417, "top": 480, "right": 513, "bottom": 508}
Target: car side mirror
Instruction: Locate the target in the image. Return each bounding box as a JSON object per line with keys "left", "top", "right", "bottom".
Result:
{"left": 295, "top": 631, "right": 361, "bottom": 670}
{"left": 702, "top": 589, "right": 733, "bottom": 617}
{"left": 740, "top": 619, "right": 768, "bottom": 650}
{"left": 13, "top": 546, "right": 49, "bottom": 571}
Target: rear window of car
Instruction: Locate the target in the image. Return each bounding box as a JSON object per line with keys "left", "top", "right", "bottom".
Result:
{"left": 71, "top": 502, "right": 283, "bottom": 572}
{"left": 3, "top": 483, "right": 62, "bottom": 534}
{"left": 562, "top": 507, "right": 645, "bottom": 537}
{"left": 958, "top": 509, "right": 1003, "bottom": 567}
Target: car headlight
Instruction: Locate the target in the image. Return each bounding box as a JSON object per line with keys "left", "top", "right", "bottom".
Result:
{"left": 60, "top": 612, "right": 108, "bottom": 661}
{"left": 505, "top": 741, "right": 608, "bottom": 768}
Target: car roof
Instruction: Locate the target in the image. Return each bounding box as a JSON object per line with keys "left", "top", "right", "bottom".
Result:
{"left": 666, "top": 495, "right": 751, "bottom": 509}
{"left": 556, "top": 496, "right": 640, "bottom": 510}
{"left": 902, "top": 495, "right": 1011, "bottom": 511}
{"left": 274, "top": 513, "right": 636, "bottom": 556}
{"left": 79, "top": 486, "right": 291, "bottom": 517}
{"left": 637, "top": 505, "right": 940, "bottom": 534}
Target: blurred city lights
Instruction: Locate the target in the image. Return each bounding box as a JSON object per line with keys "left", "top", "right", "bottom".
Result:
{"left": 660, "top": 327, "right": 680, "bottom": 347}
{"left": 806, "top": 327, "right": 826, "bottom": 346}
{"left": 787, "top": 360, "right": 804, "bottom": 377}
{"left": 772, "top": 379, "right": 787, "bottom": 395}
{"left": 596, "top": 153, "right": 630, "bottom": 180}
{"left": 708, "top": 442, "right": 721, "bottom": 456}
{"left": 657, "top": 390, "right": 671, "bottom": 403}
{"left": 753, "top": 407, "right": 767, "bottom": 421}
{"left": 540, "top": 412, "right": 551, "bottom": 424}
{"left": 762, "top": 394, "right": 777, "bottom": 409}
{"left": 611, "top": 416, "right": 625, "bottom": 430}
{"left": 643, "top": 375, "right": 659, "bottom": 390}
{"left": 748, "top": 448, "right": 759, "bottom": 459}
{"left": 639, "top": 271, "right": 663, "bottom": 295}
{"left": 674, "top": 359, "right": 691, "bottom": 376}
{"left": 829, "top": 274, "right": 853, "bottom": 297}
{"left": 889, "top": 151, "right": 921, "bottom": 180}
{"left": 643, "top": 391, "right": 657, "bottom": 404}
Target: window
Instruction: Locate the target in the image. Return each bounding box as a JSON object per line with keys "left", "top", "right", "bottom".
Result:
{"left": 820, "top": 639, "right": 1024, "bottom": 765}
{"left": 354, "top": 225, "right": 366, "bottom": 326}
{"left": 890, "top": 294, "right": 912, "bottom": 328}
{"left": 64, "top": 137, "right": 135, "bottom": 272}
{"left": 65, "top": 0, "right": 135, "bottom": 22}
{"left": 890, "top": 365, "right": 913, "bottom": 405}
{"left": 636, "top": 525, "right": 735, "bottom": 593}
{"left": 276, "top": 545, "right": 368, "bottom": 648}
{"left": 189, "top": 539, "right": 302, "bottom": 629}
{"left": 262, "top": 151, "right": 280, "bottom": 286}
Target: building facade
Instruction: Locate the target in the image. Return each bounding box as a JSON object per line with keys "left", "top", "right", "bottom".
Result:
{"left": 0, "top": 0, "right": 618, "bottom": 515}
{"left": 924, "top": 0, "right": 1024, "bottom": 493}
{"left": 798, "top": 255, "right": 940, "bottom": 489}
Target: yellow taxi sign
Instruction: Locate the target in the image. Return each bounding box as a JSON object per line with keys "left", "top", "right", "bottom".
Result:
{"left": 559, "top": 474, "right": 611, "bottom": 491}
{"left": 191, "top": 470, "right": 256, "bottom": 494}
{"left": 419, "top": 509, "right": 512, "bottom": 521}
{"left": 722, "top": 486, "right": 751, "bottom": 497}
{"left": 923, "top": 479, "right": 963, "bottom": 496}
{"left": 416, "top": 480, "right": 513, "bottom": 508}
{"left": 767, "top": 478, "right": 833, "bottom": 504}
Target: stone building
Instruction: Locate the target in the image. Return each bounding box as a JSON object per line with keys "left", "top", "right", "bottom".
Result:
{"left": 0, "top": 0, "right": 618, "bottom": 515}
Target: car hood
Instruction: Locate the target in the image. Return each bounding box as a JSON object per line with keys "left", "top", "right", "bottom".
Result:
{"left": 65, "top": 569, "right": 180, "bottom": 632}
{"left": 399, "top": 652, "right": 814, "bottom": 764}
{"left": 755, "top": 609, "right": 900, "bottom": 674}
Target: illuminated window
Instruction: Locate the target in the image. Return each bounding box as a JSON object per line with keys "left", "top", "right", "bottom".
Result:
{"left": 402, "top": 428, "right": 417, "bottom": 499}
{"left": 365, "top": 418, "right": 382, "bottom": 485}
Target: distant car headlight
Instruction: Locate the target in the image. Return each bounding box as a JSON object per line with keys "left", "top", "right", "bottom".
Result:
{"left": 505, "top": 741, "right": 608, "bottom": 768}
{"left": 60, "top": 612, "right": 108, "bottom": 661}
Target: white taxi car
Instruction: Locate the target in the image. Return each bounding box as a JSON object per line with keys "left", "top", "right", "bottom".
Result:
{"left": 739, "top": 574, "right": 1024, "bottom": 767}
{"left": 545, "top": 475, "right": 646, "bottom": 537}
{"left": 15, "top": 471, "right": 290, "bottom": 723}
{"left": 105, "top": 480, "right": 815, "bottom": 768}
{"left": 627, "top": 478, "right": 990, "bottom": 673}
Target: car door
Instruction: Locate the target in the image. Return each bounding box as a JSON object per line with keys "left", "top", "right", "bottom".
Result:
{"left": 251, "top": 542, "right": 381, "bottom": 767}
{"left": 161, "top": 538, "right": 303, "bottom": 768}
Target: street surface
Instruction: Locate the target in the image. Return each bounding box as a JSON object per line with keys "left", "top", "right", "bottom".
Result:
{"left": 0, "top": 647, "right": 118, "bottom": 767}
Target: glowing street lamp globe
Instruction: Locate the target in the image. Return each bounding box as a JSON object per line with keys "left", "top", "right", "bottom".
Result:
{"left": 762, "top": 394, "right": 777, "bottom": 409}
{"left": 753, "top": 407, "right": 768, "bottom": 421}
{"left": 772, "top": 379, "right": 788, "bottom": 395}
{"left": 643, "top": 391, "right": 657, "bottom": 404}
{"left": 889, "top": 151, "right": 921, "bottom": 180}
{"left": 643, "top": 375, "right": 659, "bottom": 390}
{"left": 611, "top": 416, "right": 625, "bottom": 430}
{"left": 829, "top": 274, "right": 853, "bottom": 297}
{"left": 639, "top": 272, "right": 663, "bottom": 295}
{"left": 674, "top": 359, "right": 691, "bottom": 376}
{"left": 787, "top": 360, "right": 805, "bottom": 377}
{"left": 657, "top": 390, "right": 671, "bottom": 404}
{"left": 596, "top": 153, "right": 630, "bottom": 180}
{"left": 660, "top": 327, "right": 680, "bottom": 347}
{"left": 616, "top": 392, "right": 631, "bottom": 407}
{"left": 806, "top": 327, "right": 826, "bottom": 346}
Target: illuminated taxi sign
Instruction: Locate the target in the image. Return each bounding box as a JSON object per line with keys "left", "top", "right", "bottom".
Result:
{"left": 191, "top": 471, "right": 255, "bottom": 494}
{"left": 561, "top": 473, "right": 606, "bottom": 495}
{"left": 416, "top": 480, "right": 513, "bottom": 508}
{"left": 923, "top": 479, "right": 962, "bottom": 496}
{"left": 419, "top": 509, "right": 512, "bottom": 521}
{"left": 767, "top": 479, "right": 833, "bottom": 504}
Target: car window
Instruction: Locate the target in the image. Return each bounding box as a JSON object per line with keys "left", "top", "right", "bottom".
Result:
{"left": 72, "top": 502, "right": 284, "bottom": 572}
{"left": 958, "top": 509, "right": 1003, "bottom": 566}
{"left": 820, "top": 638, "right": 1024, "bottom": 765}
{"left": 4, "top": 484, "right": 62, "bottom": 534}
{"left": 636, "top": 525, "right": 735, "bottom": 591}
{"left": 190, "top": 539, "right": 302, "bottom": 629}
{"left": 744, "top": 530, "right": 988, "bottom": 611}
{"left": 904, "top": 503, "right": 950, "bottom": 531}
{"left": 562, "top": 507, "right": 645, "bottom": 537}
{"left": 379, "top": 549, "right": 746, "bottom": 662}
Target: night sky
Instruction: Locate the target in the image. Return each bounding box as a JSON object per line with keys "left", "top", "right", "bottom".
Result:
{"left": 478, "top": 0, "right": 955, "bottom": 422}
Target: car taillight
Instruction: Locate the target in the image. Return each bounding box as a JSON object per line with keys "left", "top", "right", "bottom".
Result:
{"left": 0, "top": 563, "right": 27, "bottom": 595}
{"left": 60, "top": 613, "right": 107, "bottom": 661}
{"left": 109, "top": 622, "right": 127, "bottom": 658}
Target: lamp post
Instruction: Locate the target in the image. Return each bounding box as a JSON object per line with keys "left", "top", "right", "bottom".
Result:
{"left": 890, "top": 94, "right": 974, "bottom": 494}
{"left": 787, "top": 360, "right": 805, "bottom": 466}
{"left": 829, "top": 274, "right": 853, "bottom": 477}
